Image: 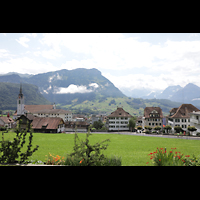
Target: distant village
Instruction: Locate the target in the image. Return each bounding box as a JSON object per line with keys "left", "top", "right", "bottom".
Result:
{"left": 1, "top": 85, "right": 200, "bottom": 136}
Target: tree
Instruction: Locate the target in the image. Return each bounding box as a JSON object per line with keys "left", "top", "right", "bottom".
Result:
{"left": 137, "top": 126, "right": 142, "bottom": 131}
{"left": 144, "top": 126, "right": 152, "bottom": 133}
{"left": 93, "top": 119, "right": 104, "bottom": 130}
{"left": 164, "top": 125, "right": 172, "bottom": 134}
{"left": 174, "top": 126, "right": 182, "bottom": 133}
{"left": 154, "top": 126, "right": 161, "bottom": 134}
{"left": 187, "top": 126, "right": 197, "bottom": 136}
{"left": 128, "top": 117, "right": 136, "bottom": 132}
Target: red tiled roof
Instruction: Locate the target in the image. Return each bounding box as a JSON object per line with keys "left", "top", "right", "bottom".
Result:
{"left": 144, "top": 107, "right": 163, "bottom": 118}
{"left": 170, "top": 104, "right": 200, "bottom": 118}
{"left": 107, "top": 107, "right": 133, "bottom": 118}
{"left": 37, "top": 109, "right": 72, "bottom": 114}
{"left": 31, "top": 117, "right": 64, "bottom": 130}
{"left": 24, "top": 105, "right": 54, "bottom": 114}
{"left": 0, "top": 116, "right": 14, "bottom": 124}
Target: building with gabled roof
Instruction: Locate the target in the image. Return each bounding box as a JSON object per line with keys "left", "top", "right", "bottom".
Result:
{"left": 167, "top": 104, "right": 200, "bottom": 133}
{"left": 13, "top": 85, "right": 72, "bottom": 122}
{"left": 106, "top": 107, "right": 133, "bottom": 131}
{"left": 143, "top": 107, "right": 163, "bottom": 129}
{"left": 31, "top": 117, "right": 65, "bottom": 133}
{"left": 0, "top": 116, "right": 15, "bottom": 129}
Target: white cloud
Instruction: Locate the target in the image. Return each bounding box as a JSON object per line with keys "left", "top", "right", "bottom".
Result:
{"left": 0, "top": 57, "right": 58, "bottom": 75}
{"left": 34, "top": 49, "right": 62, "bottom": 59}
{"left": 26, "top": 33, "right": 37, "bottom": 38}
{"left": 0, "top": 49, "right": 10, "bottom": 58}
{"left": 60, "top": 59, "right": 95, "bottom": 70}
{"left": 89, "top": 83, "right": 99, "bottom": 88}
{"left": 103, "top": 71, "right": 200, "bottom": 91}
{"left": 57, "top": 84, "right": 93, "bottom": 94}
{"left": 16, "top": 37, "right": 30, "bottom": 48}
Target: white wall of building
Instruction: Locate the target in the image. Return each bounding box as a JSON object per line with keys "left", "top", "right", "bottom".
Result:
{"left": 107, "top": 117, "right": 131, "bottom": 131}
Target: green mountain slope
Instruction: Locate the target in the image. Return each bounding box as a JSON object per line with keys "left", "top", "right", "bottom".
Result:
{"left": 60, "top": 97, "right": 182, "bottom": 116}
{"left": 0, "top": 82, "right": 51, "bottom": 110}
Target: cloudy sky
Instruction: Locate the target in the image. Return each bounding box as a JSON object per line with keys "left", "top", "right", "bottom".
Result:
{"left": 1, "top": 33, "right": 200, "bottom": 92}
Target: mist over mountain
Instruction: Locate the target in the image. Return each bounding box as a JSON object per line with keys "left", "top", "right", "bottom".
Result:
{"left": 0, "top": 68, "right": 125, "bottom": 106}
{"left": 1, "top": 68, "right": 200, "bottom": 114}
{"left": 122, "top": 83, "right": 200, "bottom": 108}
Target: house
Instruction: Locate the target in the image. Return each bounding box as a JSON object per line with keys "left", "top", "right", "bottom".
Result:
{"left": 13, "top": 84, "right": 56, "bottom": 120}
{"left": 0, "top": 116, "right": 15, "bottom": 129}
{"left": 65, "top": 121, "right": 90, "bottom": 132}
{"left": 16, "top": 114, "right": 35, "bottom": 131}
{"left": 106, "top": 107, "right": 133, "bottom": 131}
{"left": 34, "top": 109, "right": 72, "bottom": 122}
{"left": 143, "top": 107, "right": 163, "bottom": 129}
{"left": 136, "top": 116, "right": 143, "bottom": 127}
{"left": 90, "top": 114, "right": 106, "bottom": 125}
{"left": 188, "top": 111, "right": 200, "bottom": 135}
{"left": 31, "top": 117, "right": 65, "bottom": 133}
{"left": 13, "top": 85, "right": 72, "bottom": 122}
{"left": 167, "top": 104, "right": 200, "bottom": 133}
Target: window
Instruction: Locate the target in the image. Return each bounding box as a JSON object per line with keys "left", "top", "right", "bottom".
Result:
{"left": 149, "top": 123, "right": 151, "bottom": 126}
{"left": 196, "top": 116, "right": 199, "bottom": 120}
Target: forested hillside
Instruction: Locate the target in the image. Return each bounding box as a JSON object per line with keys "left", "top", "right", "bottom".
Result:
{"left": 0, "top": 82, "right": 51, "bottom": 110}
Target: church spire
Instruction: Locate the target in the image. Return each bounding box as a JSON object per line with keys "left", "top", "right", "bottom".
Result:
{"left": 19, "top": 83, "right": 23, "bottom": 98}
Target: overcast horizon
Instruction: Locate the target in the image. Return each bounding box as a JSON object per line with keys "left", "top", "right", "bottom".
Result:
{"left": 1, "top": 33, "right": 200, "bottom": 93}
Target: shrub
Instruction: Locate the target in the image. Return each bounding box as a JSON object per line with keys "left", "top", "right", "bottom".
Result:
{"left": 0, "top": 126, "right": 39, "bottom": 164}
{"left": 147, "top": 147, "right": 200, "bottom": 166}
{"left": 45, "top": 153, "right": 65, "bottom": 165}
{"left": 64, "top": 127, "right": 121, "bottom": 166}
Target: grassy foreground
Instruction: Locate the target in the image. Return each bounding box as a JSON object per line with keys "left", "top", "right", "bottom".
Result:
{"left": 2, "top": 131, "right": 200, "bottom": 166}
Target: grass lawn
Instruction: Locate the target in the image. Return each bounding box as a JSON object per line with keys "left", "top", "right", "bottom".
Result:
{"left": 1, "top": 131, "right": 200, "bottom": 166}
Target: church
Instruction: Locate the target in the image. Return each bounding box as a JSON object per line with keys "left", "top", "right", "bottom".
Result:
{"left": 13, "top": 84, "right": 73, "bottom": 122}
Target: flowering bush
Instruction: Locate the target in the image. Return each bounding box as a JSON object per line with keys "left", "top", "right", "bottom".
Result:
{"left": 46, "top": 153, "right": 65, "bottom": 165}
{"left": 147, "top": 147, "right": 200, "bottom": 166}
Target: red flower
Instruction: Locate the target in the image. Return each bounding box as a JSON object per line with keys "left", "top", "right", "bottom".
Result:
{"left": 146, "top": 162, "right": 149, "bottom": 164}
{"left": 159, "top": 159, "right": 161, "bottom": 161}
{"left": 170, "top": 151, "right": 172, "bottom": 153}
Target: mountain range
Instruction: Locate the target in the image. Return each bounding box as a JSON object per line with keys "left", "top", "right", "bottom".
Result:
{"left": 0, "top": 68, "right": 125, "bottom": 106}
{"left": 0, "top": 68, "right": 200, "bottom": 115}
{"left": 121, "top": 83, "right": 200, "bottom": 108}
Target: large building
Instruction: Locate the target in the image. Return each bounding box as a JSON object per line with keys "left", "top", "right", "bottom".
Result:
{"left": 189, "top": 111, "right": 200, "bottom": 135}
{"left": 167, "top": 104, "right": 200, "bottom": 133}
{"left": 13, "top": 85, "right": 72, "bottom": 122}
{"left": 143, "top": 107, "right": 163, "bottom": 129}
{"left": 106, "top": 107, "right": 133, "bottom": 131}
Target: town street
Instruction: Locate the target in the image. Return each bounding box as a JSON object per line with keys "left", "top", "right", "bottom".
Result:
{"left": 66, "top": 131, "right": 200, "bottom": 140}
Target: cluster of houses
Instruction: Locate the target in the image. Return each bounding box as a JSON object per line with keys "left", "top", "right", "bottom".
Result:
{"left": 1, "top": 85, "right": 200, "bottom": 135}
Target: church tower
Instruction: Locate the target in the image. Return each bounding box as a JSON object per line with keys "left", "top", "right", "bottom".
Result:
{"left": 17, "top": 84, "right": 25, "bottom": 116}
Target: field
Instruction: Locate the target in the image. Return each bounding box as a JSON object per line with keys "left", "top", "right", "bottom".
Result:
{"left": 1, "top": 131, "right": 200, "bottom": 166}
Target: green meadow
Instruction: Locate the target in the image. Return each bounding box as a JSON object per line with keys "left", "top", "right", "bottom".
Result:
{"left": 1, "top": 131, "right": 200, "bottom": 166}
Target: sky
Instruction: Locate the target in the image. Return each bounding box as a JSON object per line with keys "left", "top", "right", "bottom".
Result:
{"left": 1, "top": 33, "right": 200, "bottom": 93}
